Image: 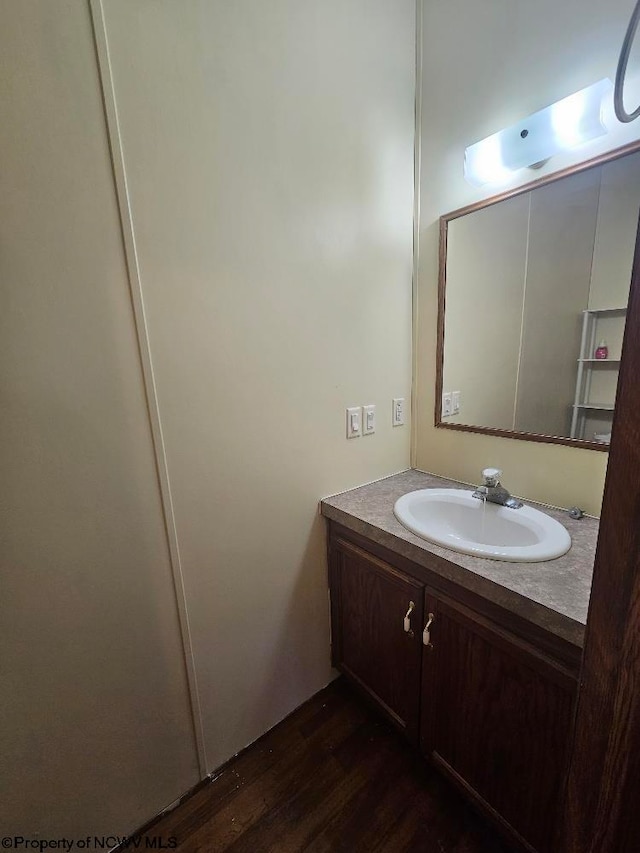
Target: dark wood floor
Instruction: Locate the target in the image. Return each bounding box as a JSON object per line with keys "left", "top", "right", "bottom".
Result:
{"left": 142, "top": 679, "right": 509, "bottom": 852}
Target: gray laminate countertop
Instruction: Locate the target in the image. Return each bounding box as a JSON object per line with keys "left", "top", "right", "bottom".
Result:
{"left": 320, "top": 469, "right": 598, "bottom": 648}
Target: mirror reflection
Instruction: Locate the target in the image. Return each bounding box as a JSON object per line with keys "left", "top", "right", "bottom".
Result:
{"left": 439, "top": 149, "right": 640, "bottom": 448}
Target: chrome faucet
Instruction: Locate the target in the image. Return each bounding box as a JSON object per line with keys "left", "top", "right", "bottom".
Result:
{"left": 472, "top": 468, "right": 523, "bottom": 509}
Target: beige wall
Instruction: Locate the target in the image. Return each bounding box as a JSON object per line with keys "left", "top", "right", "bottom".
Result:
{"left": 515, "top": 169, "right": 600, "bottom": 436}
{"left": 590, "top": 153, "right": 640, "bottom": 312}
{"left": 2, "top": 0, "right": 415, "bottom": 835}
{"left": 415, "top": 0, "right": 640, "bottom": 517}
{"left": 99, "top": 0, "right": 415, "bottom": 771}
{"left": 444, "top": 195, "right": 528, "bottom": 428}
{"left": 0, "top": 0, "right": 199, "bottom": 837}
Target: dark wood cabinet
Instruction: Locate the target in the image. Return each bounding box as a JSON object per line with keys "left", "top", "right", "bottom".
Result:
{"left": 328, "top": 523, "right": 579, "bottom": 853}
{"left": 421, "top": 592, "right": 576, "bottom": 853}
{"left": 330, "top": 536, "right": 424, "bottom": 743}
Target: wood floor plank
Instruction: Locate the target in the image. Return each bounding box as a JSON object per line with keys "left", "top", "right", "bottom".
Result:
{"left": 138, "top": 679, "right": 508, "bottom": 852}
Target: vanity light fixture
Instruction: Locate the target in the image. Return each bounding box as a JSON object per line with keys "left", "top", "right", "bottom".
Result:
{"left": 464, "top": 78, "right": 612, "bottom": 187}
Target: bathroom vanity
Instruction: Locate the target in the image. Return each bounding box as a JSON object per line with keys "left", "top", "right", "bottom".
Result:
{"left": 321, "top": 470, "right": 597, "bottom": 853}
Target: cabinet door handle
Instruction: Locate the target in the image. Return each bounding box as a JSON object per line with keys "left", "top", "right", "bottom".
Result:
{"left": 404, "top": 601, "right": 415, "bottom": 636}
{"left": 423, "top": 613, "right": 435, "bottom": 647}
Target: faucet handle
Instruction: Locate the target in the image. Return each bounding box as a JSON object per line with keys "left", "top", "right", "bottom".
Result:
{"left": 481, "top": 467, "right": 502, "bottom": 487}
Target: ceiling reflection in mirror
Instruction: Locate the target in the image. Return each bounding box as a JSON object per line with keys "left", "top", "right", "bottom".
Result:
{"left": 437, "top": 147, "right": 640, "bottom": 450}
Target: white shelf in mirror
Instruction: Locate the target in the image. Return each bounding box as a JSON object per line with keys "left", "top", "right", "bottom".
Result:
{"left": 570, "top": 307, "right": 626, "bottom": 440}
{"left": 575, "top": 402, "right": 615, "bottom": 411}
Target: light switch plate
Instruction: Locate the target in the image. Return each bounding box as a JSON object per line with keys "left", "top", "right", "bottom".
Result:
{"left": 442, "top": 392, "right": 453, "bottom": 417}
{"left": 392, "top": 398, "right": 405, "bottom": 427}
{"left": 346, "top": 406, "right": 362, "bottom": 439}
{"left": 363, "top": 404, "right": 376, "bottom": 435}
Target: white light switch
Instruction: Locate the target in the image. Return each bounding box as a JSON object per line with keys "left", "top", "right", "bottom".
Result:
{"left": 452, "top": 391, "right": 461, "bottom": 415}
{"left": 363, "top": 405, "right": 376, "bottom": 435}
{"left": 346, "top": 406, "right": 362, "bottom": 439}
{"left": 442, "top": 392, "right": 453, "bottom": 417}
{"left": 392, "top": 398, "right": 405, "bottom": 427}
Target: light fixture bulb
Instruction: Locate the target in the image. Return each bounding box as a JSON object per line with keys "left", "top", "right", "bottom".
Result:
{"left": 464, "top": 134, "right": 513, "bottom": 186}
{"left": 551, "top": 89, "right": 588, "bottom": 148}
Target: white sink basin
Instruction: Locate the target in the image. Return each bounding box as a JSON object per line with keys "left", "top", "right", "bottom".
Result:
{"left": 393, "top": 489, "right": 571, "bottom": 562}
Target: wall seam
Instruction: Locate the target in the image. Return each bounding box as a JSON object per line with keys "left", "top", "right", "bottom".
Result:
{"left": 512, "top": 193, "right": 532, "bottom": 431}
{"left": 89, "top": 0, "right": 208, "bottom": 776}
{"left": 410, "top": 0, "right": 424, "bottom": 468}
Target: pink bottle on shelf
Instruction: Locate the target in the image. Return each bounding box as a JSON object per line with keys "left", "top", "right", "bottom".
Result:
{"left": 595, "top": 339, "right": 609, "bottom": 360}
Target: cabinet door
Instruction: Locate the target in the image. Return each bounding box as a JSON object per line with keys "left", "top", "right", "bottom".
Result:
{"left": 421, "top": 591, "right": 576, "bottom": 853}
{"left": 330, "top": 537, "right": 424, "bottom": 743}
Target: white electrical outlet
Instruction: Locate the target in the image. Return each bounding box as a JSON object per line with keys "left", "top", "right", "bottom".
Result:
{"left": 346, "top": 406, "right": 362, "bottom": 439}
{"left": 363, "top": 404, "right": 376, "bottom": 435}
{"left": 392, "top": 398, "right": 405, "bottom": 427}
{"left": 442, "top": 392, "right": 453, "bottom": 417}
{"left": 452, "top": 391, "right": 461, "bottom": 415}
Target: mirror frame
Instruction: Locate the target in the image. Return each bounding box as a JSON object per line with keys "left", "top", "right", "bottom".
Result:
{"left": 435, "top": 138, "right": 640, "bottom": 452}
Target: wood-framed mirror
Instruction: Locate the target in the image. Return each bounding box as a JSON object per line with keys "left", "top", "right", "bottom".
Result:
{"left": 435, "top": 139, "right": 640, "bottom": 451}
